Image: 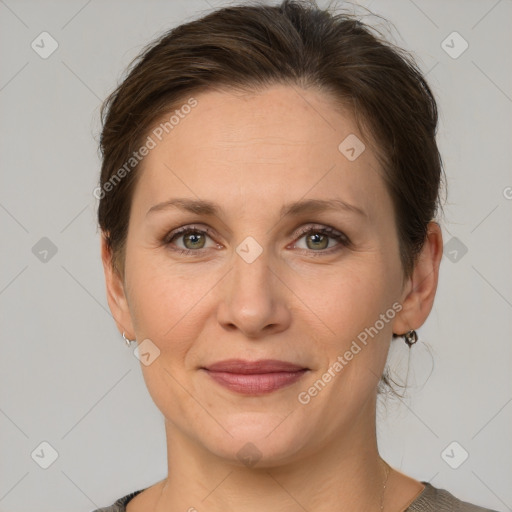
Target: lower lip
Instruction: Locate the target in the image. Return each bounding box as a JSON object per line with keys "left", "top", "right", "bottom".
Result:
{"left": 203, "top": 369, "right": 308, "bottom": 394}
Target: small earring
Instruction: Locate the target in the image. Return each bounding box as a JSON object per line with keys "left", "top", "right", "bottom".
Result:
{"left": 122, "top": 332, "right": 135, "bottom": 347}
{"left": 403, "top": 329, "right": 418, "bottom": 347}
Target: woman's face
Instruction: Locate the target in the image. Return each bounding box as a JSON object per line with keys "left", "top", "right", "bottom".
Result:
{"left": 106, "top": 84, "right": 419, "bottom": 465}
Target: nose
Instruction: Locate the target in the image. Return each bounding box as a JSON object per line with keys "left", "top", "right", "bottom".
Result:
{"left": 215, "top": 246, "right": 292, "bottom": 339}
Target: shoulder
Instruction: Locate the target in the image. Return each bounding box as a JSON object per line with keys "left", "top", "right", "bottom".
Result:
{"left": 89, "top": 489, "right": 145, "bottom": 512}
{"left": 406, "top": 482, "right": 499, "bottom": 512}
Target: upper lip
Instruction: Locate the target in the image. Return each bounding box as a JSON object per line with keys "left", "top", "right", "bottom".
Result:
{"left": 203, "top": 359, "right": 308, "bottom": 374}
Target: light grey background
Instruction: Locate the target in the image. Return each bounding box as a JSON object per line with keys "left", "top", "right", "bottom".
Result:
{"left": 0, "top": 0, "right": 511, "bottom": 511}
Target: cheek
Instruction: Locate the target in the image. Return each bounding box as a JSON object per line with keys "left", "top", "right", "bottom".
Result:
{"left": 292, "top": 258, "right": 396, "bottom": 343}
{"left": 124, "top": 258, "right": 214, "bottom": 392}
{"left": 293, "top": 262, "right": 397, "bottom": 421}
{"left": 126, "top": 251, "right": 207, "bottom": 337}
{"left": 125, "top": 259, "right": 210, "bottom": 420}
{"left": 293, "top": 256, "right": 400, "bottom": 409}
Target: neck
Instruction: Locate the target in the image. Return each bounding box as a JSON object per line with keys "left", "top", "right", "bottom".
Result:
{"left": 155, "top": 394, "right": 388, "bottom": 512}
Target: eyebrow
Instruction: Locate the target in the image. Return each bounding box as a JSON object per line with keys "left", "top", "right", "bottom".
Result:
{"left": 146, "top": 197, "right": 367, "bottom": 219}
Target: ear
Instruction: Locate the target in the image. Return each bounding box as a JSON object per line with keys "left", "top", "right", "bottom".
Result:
{"left": 392, "top": 221, "right": 443, "bottom": 335}
{"left": 100, "top": 233, "right": 135, "bottom": 339}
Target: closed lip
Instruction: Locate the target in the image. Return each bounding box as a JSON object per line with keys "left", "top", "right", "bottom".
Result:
{"left": 202, "top": 359, "right": 308, "bottom": 374}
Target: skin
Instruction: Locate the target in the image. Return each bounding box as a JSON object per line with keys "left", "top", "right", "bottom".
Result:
{"left": 101, "top": 84, "right": 443, "bottom": 511}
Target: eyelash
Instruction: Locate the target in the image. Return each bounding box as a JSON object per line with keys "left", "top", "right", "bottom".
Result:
{"left": 163, "top": 224, "right": 350, "bottom": 257}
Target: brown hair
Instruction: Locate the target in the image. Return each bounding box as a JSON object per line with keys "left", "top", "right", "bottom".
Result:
{"left": 98, "top": 0, "right": 444, "bottom": 284}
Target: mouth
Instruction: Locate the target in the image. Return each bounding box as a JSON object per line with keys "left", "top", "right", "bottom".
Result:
{"left": 200, "top": 359, "right": 309, "bottom": 395}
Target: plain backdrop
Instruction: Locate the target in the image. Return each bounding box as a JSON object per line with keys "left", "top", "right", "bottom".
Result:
{"left": 0, "top": 1, "right": 511, "bottom": 511}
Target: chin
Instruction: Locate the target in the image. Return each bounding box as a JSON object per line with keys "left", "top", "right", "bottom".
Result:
{"left": 199, "top": 411, "right": 313, "bottom": 468}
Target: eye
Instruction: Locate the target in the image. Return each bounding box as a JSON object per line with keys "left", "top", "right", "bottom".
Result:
{"left": 163, "top": 224, "right": 350, "bottom": 257}
{"left": 292, "top": 225, "right": 350, "bottom": 255}
{"left": 164, "top": 225, "right": 218, "bottom": 255}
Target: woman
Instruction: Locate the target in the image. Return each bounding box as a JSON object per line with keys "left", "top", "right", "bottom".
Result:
{"left": 93, "top": 1, "right": 497, "bottom": 510}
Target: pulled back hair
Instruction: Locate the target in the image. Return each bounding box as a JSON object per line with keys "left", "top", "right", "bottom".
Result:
{"left": 98, "top": 0, "right": 444, "bottom": 286}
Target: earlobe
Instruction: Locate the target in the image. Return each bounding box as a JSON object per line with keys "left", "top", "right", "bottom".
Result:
{"left": 392, "top": 221, "right": 443, "bottom": 336}
{"left": 100, "top": 234, "right": 135, "bottom": 338}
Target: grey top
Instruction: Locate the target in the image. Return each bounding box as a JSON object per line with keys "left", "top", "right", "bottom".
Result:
{"left": 91, "top": 482, "right": 499, "bottom": 511}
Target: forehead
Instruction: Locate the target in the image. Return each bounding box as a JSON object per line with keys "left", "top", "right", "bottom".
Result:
{"left": 132, "top": 84, "right": 388, "bottom": 220}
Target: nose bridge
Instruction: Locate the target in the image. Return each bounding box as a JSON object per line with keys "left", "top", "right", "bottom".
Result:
{"left": 231, "top": 237, "right": 274, "bottom": 312}
{"left": 216, "top": 234, "right": 290, "bottom": 336}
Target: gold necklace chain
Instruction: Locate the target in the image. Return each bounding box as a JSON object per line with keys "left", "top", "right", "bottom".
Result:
{"left": 380, "top": 459, "right": 391, "bottom": 511}
{"left": 154, "top": 460, "right": 393, "bottom": 511}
